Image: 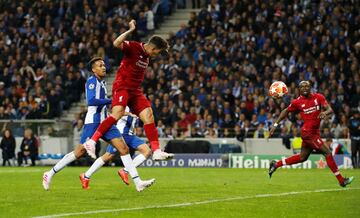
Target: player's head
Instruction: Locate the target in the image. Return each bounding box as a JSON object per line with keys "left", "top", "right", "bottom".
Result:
{"left": 145, "top": 35, "right": 169, "bottom": 58}
{"left": 298, "top": 80, "right": 311, "bottom": 97}
{"left": 88, "top": 57, "right": 106, "bottom": 79}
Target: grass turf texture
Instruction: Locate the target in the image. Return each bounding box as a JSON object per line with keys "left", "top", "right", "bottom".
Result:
{"left": 0, "top": 167, "right": 359, "bottom": 218}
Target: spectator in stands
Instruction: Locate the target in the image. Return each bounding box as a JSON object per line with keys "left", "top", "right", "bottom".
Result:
{"left": 0, "top": 1, "right": 171, "bottom": 120}
{"left": 349, "top": 111, "right": 360, "bottom": 168}
{"left": 17, "top": 128, "right": 38, "bottom": 166}
{"left": 0, "top": 129, "right": 16, "bottom": 166}
{"left": 0, "top": 106, "right": 9, "bottom": 120}
{"left": 253, "top": 123, "right": 269, "bottom": 138}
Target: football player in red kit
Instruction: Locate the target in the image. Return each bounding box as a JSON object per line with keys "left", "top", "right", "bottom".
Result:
{"left": 83, "top": 20, "right": 173, "bottom": 161}
{"left": 268, "top": 81, "right": 353, "bottom": 187}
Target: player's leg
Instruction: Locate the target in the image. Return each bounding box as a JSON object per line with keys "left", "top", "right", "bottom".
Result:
{"left": 351, "top": 139, "right": 359, "bottom": 168}
{"left": 110, "top": 137, "right": 155, "bottom": 192}
{"left": 356, "top": 139, "right": 360, "bottom": 168}
{"left": 269, "top": 145, "right": 312, "bottom": 178}
{"left": 83, "top": 90, "right": 128, "bottom": 158}
{"left": 136, "top": 97, "right": 174, "bottom": 160}
{"left": 80, "top": 151, "right": 115, "bottom": 189}
{"left": 118, "top": 135, "right": 151, "bottom": 185}
{"left": 317, "top": 143, "right": 353, "bottom": 187}
{"left": 42, "top": 124, "right": 97, "bottom": 190}
{"left": 42, "top": 144, "right": 86, "bottom": 190}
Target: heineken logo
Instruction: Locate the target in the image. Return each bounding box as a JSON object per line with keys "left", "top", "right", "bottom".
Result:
{"left": 230, "top": 155, "right": 352, "bottom": 169}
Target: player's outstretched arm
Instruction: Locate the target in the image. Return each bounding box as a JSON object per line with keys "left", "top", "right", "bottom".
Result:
{"left": 269, "top": 108, "right": 289, "bottom": 137}
{"left": 113, "top": 19, "right": 136, "bottom": 49}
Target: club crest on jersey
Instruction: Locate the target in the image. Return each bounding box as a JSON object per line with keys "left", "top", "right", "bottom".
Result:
{"left": 88, "top": 84, "right": 95, "bottom": 89}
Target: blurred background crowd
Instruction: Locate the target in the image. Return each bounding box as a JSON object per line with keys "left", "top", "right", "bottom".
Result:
{"left": 0, "top": 0, "right": 359, "bottom": 143}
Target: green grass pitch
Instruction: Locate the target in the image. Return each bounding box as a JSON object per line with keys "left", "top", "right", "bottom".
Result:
{"left": 0, "top": 167, "right": 359, "bottom": 218}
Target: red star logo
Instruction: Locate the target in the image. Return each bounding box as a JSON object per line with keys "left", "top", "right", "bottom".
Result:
{"left": 316, "top": 157, "right": 327, "bottom": 169}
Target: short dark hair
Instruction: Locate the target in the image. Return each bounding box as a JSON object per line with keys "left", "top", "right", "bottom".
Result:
{"left": 299, "top": 80, "right": 311, "bottom": 87}
{"left": 148, "top": 35, "right": 169, "bottom": 51}
{"left": 87, "top": 57, "right": 103, "bottom": 72}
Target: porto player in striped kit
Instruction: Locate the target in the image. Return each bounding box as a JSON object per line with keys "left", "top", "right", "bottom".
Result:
{"left": 83, "top": 20, "right": 173, "bottom": 161}
{"left": 268, "top": 81, "right": 353, "bottom": 187}
{"left": 42, "top": 57, "right": 154, "bottom": 192}
{"left": 80, "top": 107, "right": 152, "bottom": 189}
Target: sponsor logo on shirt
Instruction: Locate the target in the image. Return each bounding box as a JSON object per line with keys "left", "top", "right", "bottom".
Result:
{"left": 303, "top": 106, "right": 318, "bottom": 114}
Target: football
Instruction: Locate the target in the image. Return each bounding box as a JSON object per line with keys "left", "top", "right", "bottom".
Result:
{"left": 269, "top": 81, "right": 288, "bottom": 98}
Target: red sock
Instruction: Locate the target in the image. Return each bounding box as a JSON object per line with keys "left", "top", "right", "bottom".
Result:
{"left": 143, "top": 123, "right": 160, "bottom": 151}
{"left": 325, "top": 154, "right": 344, "bottom": 184}
{"left": 276, "top": 154, "right": 301, "bottom": 168}
{"left": 91, "top": 116, "right": 117, "bottom": 142}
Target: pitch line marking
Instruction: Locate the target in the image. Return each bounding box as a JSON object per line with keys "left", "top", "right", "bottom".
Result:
{"left": 0, "top": 169, "right": 43, "bottom": 173}
{"left": 33, "top": 187, "right": 359, "bottom": 218}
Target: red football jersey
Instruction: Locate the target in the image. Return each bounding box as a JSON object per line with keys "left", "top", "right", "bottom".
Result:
{"left": 287, "top": 93, "right": 329, "bottom": 131}
{"left": 113, "top": 41, "right": 149, "bottom": 90}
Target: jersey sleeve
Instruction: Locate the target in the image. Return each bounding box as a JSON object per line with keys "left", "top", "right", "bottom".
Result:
{"left": 86, "top": 79, "right": 111, "bottom": 106}
{"left": 316, "top": 93, "right": 329, "bottom": 107}
{"left": 121, "top": 40, "right": 137, "bottom": 56}
{"left": 287, "top": 99, "right": 298, "bottom": 112}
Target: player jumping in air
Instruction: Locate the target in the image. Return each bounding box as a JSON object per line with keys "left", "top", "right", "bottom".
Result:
{"left": 83, "top": 20, "right": 174, "bottom": 161}
{"left": 80, "top": 107, "right": 152, "bottom": 189}
{"left": 268, "top": 81, "right": 354, "bottom": 187}
{"left": 42, "top": 57, "right": 154, "bottom": 192}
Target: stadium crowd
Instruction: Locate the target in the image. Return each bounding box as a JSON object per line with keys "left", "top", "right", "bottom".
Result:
{"left": 0, "top": 0, "right": 359, "bottom": 142}
{"left": 0, "top": 0, "right": 171, "bottom": 119}
{"left": 141, "top": 0, "right": 360, "bottom": 139}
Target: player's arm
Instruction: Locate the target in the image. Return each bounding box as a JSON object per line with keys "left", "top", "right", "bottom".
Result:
{"left": 86, "top": 81, "right": 111, "bottom": 106}
{"left": 113, "top": 19, "right": 136, "bottom": 49}
{"left": 317, "top": 94, "right": 333, "bottom": 119}
{"left": 318, "top": 104, "right": 333, "bottom": 119}
{"left": 269, "top": 108, "right": 290, "bottom": 137}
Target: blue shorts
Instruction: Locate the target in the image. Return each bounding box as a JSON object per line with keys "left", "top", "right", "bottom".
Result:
{"left": 106, "top": 134, "right": 145, "bottom": 154}
{"left": 80, "top": 123, "right": 122, "bottom": 144}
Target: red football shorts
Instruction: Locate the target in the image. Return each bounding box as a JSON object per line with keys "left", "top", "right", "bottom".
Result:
{"left": 301, "top": 130, "right": 324, "bottom": 150}
{"left": 112, "top": 88, "right": 151, "bottom": 116}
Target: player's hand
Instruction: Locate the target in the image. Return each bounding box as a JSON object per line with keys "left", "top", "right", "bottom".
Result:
{"left": 129, "top": 20, "right": 136, "bottom": 31}
{"left": 317, "top": 112, "right": 327, "bottom": 119}
{"left": 269, "top": 126, "right": 276, "bottom": 137}
{"left": 128, "top": 113, "right": 138, "bottom": 118}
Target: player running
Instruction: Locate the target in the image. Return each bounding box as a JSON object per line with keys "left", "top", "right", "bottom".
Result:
{"left": 268, "top": 81, "right": 354, "bottom": 187}
{"left": 80, "top": 107, "right": 152, "bottom": 189}
{"left": 82, "top": 20, "right": 174, "bottom": 161}
{"left": 42, "top": 57, "right": 154, "bottom": 192}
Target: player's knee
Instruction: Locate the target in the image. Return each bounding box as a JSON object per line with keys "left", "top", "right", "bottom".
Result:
{"left": 299, "top": 155, "right": 309, "bottom": 162}
{"left": 141, "top": 109, "right": 154, "bottom": 124}
{"left": 119, "top": 146, "right": 129, "bottom": 155}
{"left": 111, "top": 107, "right": 125, "bottom": 120}
{"left": 143, "top": 147, "right": 152, "bottom": 158}
{"left": 75, "top": 146, "right": 85, "bottom": 158}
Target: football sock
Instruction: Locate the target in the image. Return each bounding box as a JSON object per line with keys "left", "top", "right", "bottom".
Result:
{"left": 84, "top": 157, "right": 105, "bottom": 179}
{"left": 143, "top": 123, "right": 160, "bottom": 151}
{"left": 51, "top": 152, "right": 76, "bottom": 176}
{"left": 120, "top": 154, "right": 140, "bottom": 185}
{"left": 325, "top": 154, "right": 344, "bottom": 184}
{"left": 91, "top": 116, "right": 117, "bottom": 142}
{"left": 276, "top": 154, "right": 301, "bottom": 168}
{"left": 124, "top": 154, "right": 146, "bottom": 172}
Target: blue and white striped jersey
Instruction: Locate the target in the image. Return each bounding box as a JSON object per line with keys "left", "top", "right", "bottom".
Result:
{"left": 84, "top": 75, "right": 111, "bottom": 124}
{"left": 116, "top": 107, "right": 138, "bottom": 135}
